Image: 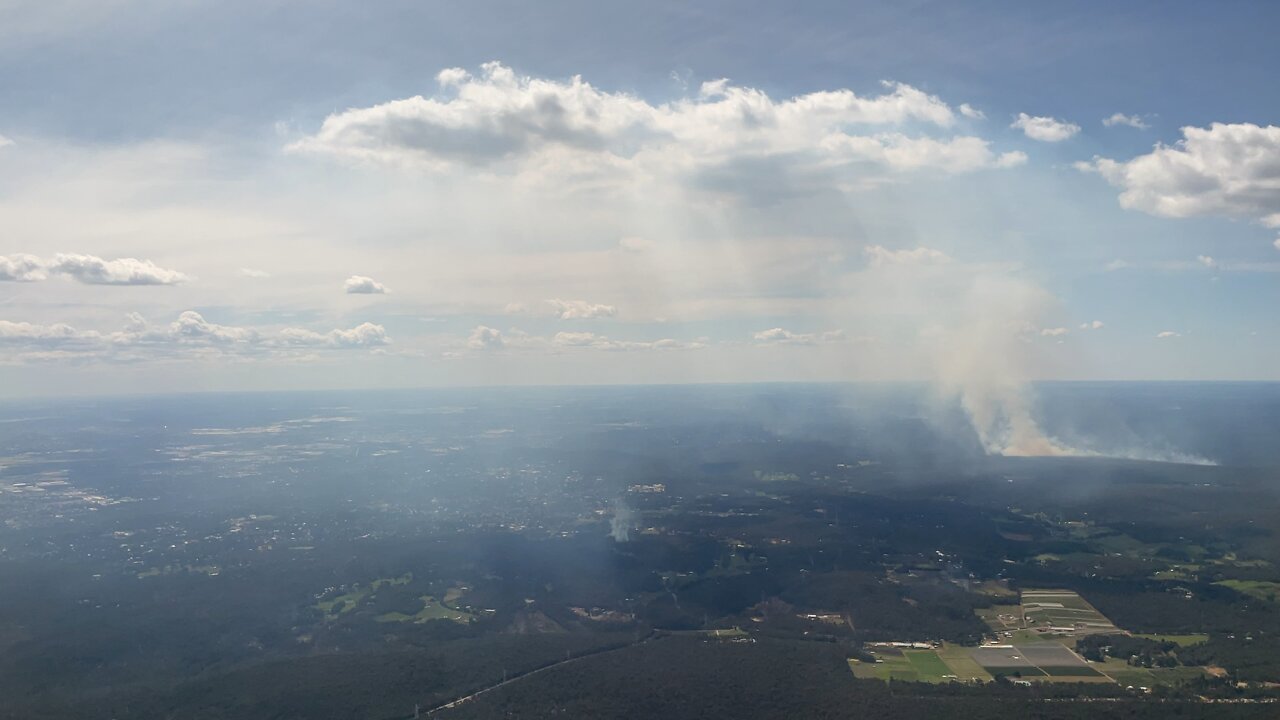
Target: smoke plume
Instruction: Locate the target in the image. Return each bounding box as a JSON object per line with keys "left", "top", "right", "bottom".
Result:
{"left": 610, "top": 499, "right": 637, "bottom": 542}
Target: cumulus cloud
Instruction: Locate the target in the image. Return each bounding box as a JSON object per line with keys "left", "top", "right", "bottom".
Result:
{"left": 1196, "top": 255, "right": 1218, "bottom": 269}
{"left": 1103, "top": 113, "right": 1149, "bottom": 130}
{"left": 552, "top": 330, "right": 703, "bottom": 351}
{"left": 1079, "top": 320, "right": 1105, "bottom": 330}
{"left": 238, "top": 268, "right": 271, "bottom": 279}
{"left": 958, "top": 103, "right": 985, "bottom": 120}
{"left": 48, "top": 253, "right": 189, "bottom": 285}
{"left": 344, "top": 275, "right": 389, "bottom": 294}
{"left": 508, "top": 298, "right": 618, "bottom": 319}
{"left": 0, "top": 312, "right": 389, "bottom": 363}
{"left": 1010, "top": 112, "right": 1080, "bottom": 142}
{"left": 0, "top": 133, "right": 12, "bottom": 148}
{"left": 1077, "top": 123, "right": 1280, "bottom": 227}
{"left": 0, "top": 253, "right": 187, "bottom": 285}
{"left": 863, "top": 245, "right": 952, "bottom": 267}
{"left": 751, "top": 327, "right": 848, "bottom": 345}
{"left": 467, "top": 325, "right": 505, "bottom": 351}
{"left": 0, "top": 254, "right": 47, "bottom": 282}
{"left": 465, "top": 327, "right": 703, "bottom": 353}
{"left": 279, "top": 322, "right": 389, "bottom": 348}
{"left": 1039, "top": 327, "right": 1069, "bottom": 337}
{"left": 290, "top": 62, "right": 1024, "bottom": 189}
{"left": 0, "top": 319, "right": 98, "bottom": 348}
{"left": 1156, "top": 330, "right": 1181, "bottom": 339}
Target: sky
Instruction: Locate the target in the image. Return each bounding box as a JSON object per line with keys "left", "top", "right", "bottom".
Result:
{"left": 1, "top": 0, "right": 1278, "bottom": 396}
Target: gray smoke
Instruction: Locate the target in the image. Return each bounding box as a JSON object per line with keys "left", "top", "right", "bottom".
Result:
{"left": 610, "top": 499, "right": 637, "bottom": 542}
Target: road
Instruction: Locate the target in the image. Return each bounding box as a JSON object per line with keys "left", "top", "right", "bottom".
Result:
{"left": 423, "top": 633, "right": 656, "bottom": 716}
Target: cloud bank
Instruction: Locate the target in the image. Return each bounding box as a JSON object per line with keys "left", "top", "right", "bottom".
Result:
{"left": 0, "top": 253, "right": 187, "bottom": 285}
{"left": 0, "top": 312, "right": 389, "bottom": 364}
{"left": 290, "top": 62, "right": 1027, "bottom": 194}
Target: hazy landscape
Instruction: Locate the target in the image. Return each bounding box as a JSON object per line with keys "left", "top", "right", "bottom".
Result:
{"left": 2, "top": 383, "right": 1279, "bottom": 718}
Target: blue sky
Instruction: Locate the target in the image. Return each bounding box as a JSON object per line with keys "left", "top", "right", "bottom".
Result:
{"left": 0, "top": 1, "right": 1277, "bottom": 395}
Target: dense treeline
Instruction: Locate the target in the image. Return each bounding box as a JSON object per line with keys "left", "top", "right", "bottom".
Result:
{"left": 437, "top": 635, "right": 1276, "bottom": 720}
{"left": 1, "top": 633, "right": 634, "bottom": 720}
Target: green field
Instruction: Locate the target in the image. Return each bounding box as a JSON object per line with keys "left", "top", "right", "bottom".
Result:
{"left": 375, "top": 595, "right": 475, "bottom": 624}
{"left": 315, "top": 574, "right": 414, "bottom": 620}
{"left": 1135, "top": 633, "right": 1209, "bottom": 647}
{"left": 1105, "top": 668, "right": 1158, "bottom": 687}
{"left": 936, "top": 643, "right": 994, "bottom": 682}
{"left": 1215, "top": 579, "right": 1280, "bottom": 603}
{"left": 1150, "top": 666, "right": 1210, "bottom": 683}
{"left": 904, "top": 650, "right": 954, "bottom": 681}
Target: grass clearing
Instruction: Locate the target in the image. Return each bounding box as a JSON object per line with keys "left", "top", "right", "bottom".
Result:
{"left": 1150, "top": 666, "right": 1210, "bottom": 684}
{"left": 1135, "top": 633, "right": 1208, "bottom": 647}
{"left": 936, "top": 643, "right": 994, "bottom": 682}
{"left": 315, "top": 573, "right": 415, "bottom": 620}
{"left": 904, "top": 650, "right": 954, "bottom": 681}
{"left": 1215, "top": 579, "right": 1280, "bottom": 603}
{"left": 375, "top": 595, "right": 474, "bottom": 624}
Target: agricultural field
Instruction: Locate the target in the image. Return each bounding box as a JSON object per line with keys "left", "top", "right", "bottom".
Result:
{"left": 1020, "top": 589, "right": 1118, "bottom": 636}
{"left": 1215, "top": 580, "right": 1280, "bottom": 603}
{"left": 857, "top": 588, "right": 1214, "bottom": 687}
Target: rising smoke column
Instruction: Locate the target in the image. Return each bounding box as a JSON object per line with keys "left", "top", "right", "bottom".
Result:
{"left": 913, "top": 268, "right": 1082, "bottom": 457}
{"left": 610, "top": 499, "right": 637, "bottom": 542}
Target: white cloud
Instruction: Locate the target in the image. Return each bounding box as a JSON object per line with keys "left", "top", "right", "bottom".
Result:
{"left": 1196, "top": 254, "right": 1217, "bottom": 269}
{"left": 1102, "top": 113, "right": 1149, "bottom": 130}
{"left": 1079, "top": 320, "right": 1105, "bottom": 330}
{"left": 553, "top": 331, "right": 597, "bottom": 347}
{"left": 0, "top": 312, "right": 389, "bottom": 363}
{"left": 549, "top": 299, "right": 616, "bottom": 319}
{"left": 464, "top": 327, "right": 703, "bottom": 353}
{"left": 0, "top": 134, "right": 12, "bottom": 148}
{"left": 237, "top": 267, "right": 271, "bottom": 279}
{"left": 290, "top": 62, "right": 1023, "bottom": 189}
{"left": 552, "top": 330, "right": 703, "bottom": 351}
{"left": 751, "top": 327, "right": 848, "bottom": 345}
{"left": 1078, "top": 123, "right": 1280, "bottom": 226}
{"left": 1156, "top": 330, "right": 1181, "bottom": 339}
{"left": 863, "top": 245, "right": 952, "bottom": 267}
{"left": 822, "top": 133, "right": 1026, "bottom": 173}
{"left": 467, "top": 325, "right": 505, "bottom": 351}
{"left": 278, "top": 322, "right": 389, "bottom": 348}
{"left": 1010, "top": 113, "right": 1080, "bottom": 142}
{"left": 1039, "top": 327, "right": 1068, "bottom": 337}
{"left": 0, "top": 319, "right": 98, "bottom": 347}
{"left": 48, "top": 253, "right": 189, "bottom": 285}
{"left": 1274, "top": 237, "right": 1280, "bottom": 251}
{"left": 959, "top": 103, "right": 985, "bottom": 120}
{"left": 508, "top": 298, "right": 617, "bottom": 319}
{"left": 0, "top": 254, "right": 47, "bottom": 282}
{"left": 0, "top": 253, "right": 187, "bottom": 285}
{"left": 344, "top": 275, "right": 389, "bottom": 294}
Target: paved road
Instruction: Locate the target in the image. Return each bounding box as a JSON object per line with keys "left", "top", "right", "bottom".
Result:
{"left": 424, "top": 634, "right": 656, "bottom": 716}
